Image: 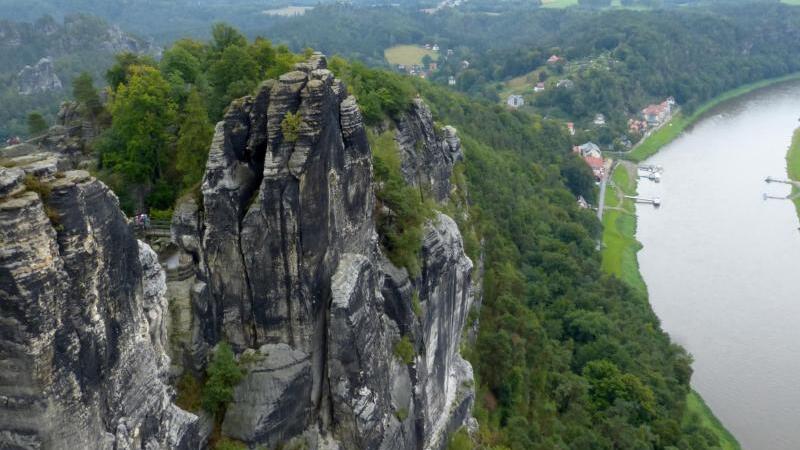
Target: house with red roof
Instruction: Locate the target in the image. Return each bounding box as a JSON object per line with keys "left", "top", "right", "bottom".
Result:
{"left": 547, "top": 55, "right": 562, "bottom": 64}
{"left": 584, "top": 156, "right": 606, "bottom": 181}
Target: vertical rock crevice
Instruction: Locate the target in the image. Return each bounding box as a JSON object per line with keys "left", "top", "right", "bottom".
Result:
{"left": 178, "top": 53, "right": 475, "bottom": 450}
{"left": 0, "top": 166, "right": 198, "bottom": 449}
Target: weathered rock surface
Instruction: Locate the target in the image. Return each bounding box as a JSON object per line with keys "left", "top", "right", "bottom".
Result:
{"left": 0, "top": 163, "right": 198, "bottom": 449}
{"left": 395, "top": 98, "right": 463, "bottom": 202}
{"left": 17, "top": 57, "right": 62, "bottom": 95}
{"left": 169, "top": 54, "right": 476, "bottom": 449}
{"left": 222, "top": 344, "right": 312, "bottom": 446}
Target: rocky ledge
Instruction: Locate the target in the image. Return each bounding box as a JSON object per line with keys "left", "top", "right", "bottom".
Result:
{"left": 171, "top": 54, "right": 476, "bottom": 449}
{"left": 0, "top": 161, "right": 198, "bottom": 449}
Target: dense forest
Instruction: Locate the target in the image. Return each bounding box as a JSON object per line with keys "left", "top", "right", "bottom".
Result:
{"left": 408, "top": 68, "right": 718, "bottom": 450}
{"left": 58, "top": 21, "right": 732, "bottom": 447}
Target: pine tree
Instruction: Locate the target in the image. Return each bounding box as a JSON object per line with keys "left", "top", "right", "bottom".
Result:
{"left": 176, "top": 89, "right": 214, "bottom": 188}
{"left": 72, "top": 72, "right": 103, "bottom": 119}
{"left": 201, "top": 342, "right": 243, "bottom": 418}
{"left": 27, "top": 112, "right": 47, "bottom": 136}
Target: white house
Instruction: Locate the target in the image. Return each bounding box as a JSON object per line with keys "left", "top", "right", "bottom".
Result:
{"left": 448, "top": 76, "right": 456, "bottom": 86}
{"left": 573, "top": 141, "right": 602, "bottom": 159}
{"left": 557, "top": 79, "right": 574, "bottom": 89}
{"left": 507, "top": 94, "right": 525, "bottom": 108}
{"left": 593, "top": 114, "right": 606, "bottom": 126}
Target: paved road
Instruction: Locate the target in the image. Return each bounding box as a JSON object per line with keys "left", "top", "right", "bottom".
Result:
{"left": 597, "top": 160, "right": 615, "bottom": 220}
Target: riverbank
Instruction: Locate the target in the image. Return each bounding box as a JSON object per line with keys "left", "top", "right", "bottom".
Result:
{"left": 601, "top": 163, "right": 742, "bottom": 450}
{"left": 600, "top": 162, "right": 646, "bottom": 293}
{"left": 595, "top": 77, "right": 800, "bottom": 450}
{"left": 628, "top": 72, "right": 800, "bottom": 162}
{"left": 787, "top": 127, "right": 800, "bottom": 218}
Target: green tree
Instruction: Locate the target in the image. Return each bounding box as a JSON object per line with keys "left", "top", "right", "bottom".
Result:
{"left": 99, "top": 65, "right": 176, "bottom": 210}
{"left": 27, "top": 112, "right": 47, "bottom": 135}
{"left": 211, "top": 23, "right": 247, "bottom": 54}
{"left": 281, "top": 111, "right": 303, "bottom": 143}
{"left": 72, "top": 72, "right": 103, "bottom": 119}
{"left": 160, "top": 45, "right": 202, "bottom": 85}
{"left": 106, "top": 52, "right": 157, "bottom": 90}
{"left": 209, "top": 45, "right": 259, "bottom": 117}
{"left": 176, "top": 89, "right": 214, "bottom": 188}
{"left": 264, "top": 45, "right": 302, "bottom": 80}
{"left": 421, "top": 54, "right": 433, "bottom": 67}
{"left": 202, "top": 342, "right": 243, "bottom": 417}
{"left": 249, "top": 37, "right": 276, "bottom": 76}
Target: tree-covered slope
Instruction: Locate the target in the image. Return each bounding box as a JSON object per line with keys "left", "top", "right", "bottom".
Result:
{"left": 332, "top": 60, "right": 724, "bottom": 449}
{"left": 267, "top": 3, "right": 800, "bottom": 148}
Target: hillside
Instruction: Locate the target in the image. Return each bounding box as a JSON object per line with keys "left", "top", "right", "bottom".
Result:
{"left": 0, "top": 14, "right": 157, "bottom": 139}
{"left": 267, "top": 3, "right": 800, "bottom": 150}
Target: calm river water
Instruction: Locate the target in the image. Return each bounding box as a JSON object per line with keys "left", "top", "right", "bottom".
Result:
{"left": 636, "top": 82, "right": 800, "bottom": 450}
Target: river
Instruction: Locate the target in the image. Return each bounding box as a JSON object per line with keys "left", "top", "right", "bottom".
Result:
{"left": 635, "top": 82, "right": 800, "bottom": 449}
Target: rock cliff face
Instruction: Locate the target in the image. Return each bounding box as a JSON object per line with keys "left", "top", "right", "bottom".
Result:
{"left": 17, "top": 57, "right": 62, "bottom": 95}
{"left": 395, "top": 98, "right": 463, "bottom": 203}
{"left": 0, "top": 161, "right": 198, "bottom": 449}
{"left": 173, "top": 54, "right": 475, "bottom": 449}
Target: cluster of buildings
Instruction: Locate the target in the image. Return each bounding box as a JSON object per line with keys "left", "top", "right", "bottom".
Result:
{"left": 504, "top": 55, "right": 571, "bottom": 109}
{"left": 629, "top": 96, "right": 676, "bottom": 135}
{"left": 573, "top": 141, "right": 606, "bottom": 181}
{"left": 399, "top": 63, "right": 438, "bottom": 78}
{"left": 396, "top": 44, "right": 460, "bottom": 81}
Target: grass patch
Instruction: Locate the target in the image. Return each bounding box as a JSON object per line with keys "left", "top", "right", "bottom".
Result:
{"left": 175, "top": 373, "right": 204, "bottom": 412}
{"left": 393, "top": 336, "right": 415, "bottom": 365}
{"left": 395, "top": 408, "right": 409, "bottom": 421}
{"left": 786, "top": 128, "right": 800, "bottom": 219}
{"left": 600, "top": 165, "right": 646, "bottom": 293}
{"left": 412, "top": 290, "right": 423, "bottom": 317}
{"left": 384, "top": 45, "right": 439, "bottom": 66}
{"left": 629, "top": 72, "right": 800, "bottom": 162}
{"left": 213, "top": 438, "right": 248, "bottom": 450}
{"left": 684, "top": 390, "right": 741, "bottom": 450}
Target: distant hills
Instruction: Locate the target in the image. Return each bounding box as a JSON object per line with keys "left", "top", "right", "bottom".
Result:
{"left": 0, "top": 14, "right": 157, "bottom": 138}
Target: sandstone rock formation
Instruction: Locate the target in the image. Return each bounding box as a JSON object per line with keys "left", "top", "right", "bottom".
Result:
{"left": 17, "top": 57, "right": 62, "bottom": 95}
{"left": 0, "top": 161, "right": 198, "bottom": 449}
{"left": 0, "top": 51, "right": 475, "bottom": 450}
{"left": 395, "top": 98, "right": 463, "bottom": 202}
{"left": 172, "top": 54, "right": 476, "bottom": 449}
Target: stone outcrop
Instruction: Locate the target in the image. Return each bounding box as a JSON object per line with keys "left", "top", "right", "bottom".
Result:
{"left": 0, "top": 160, "right": 198, "bottom": 448}
{"left": 17, "top": 57, "right": 62, "bottom": 95}
{"left": 395, "top": 98, "right": 463, "bottom": 202}
{"left": 3, "top": 14, "right": 159, "bottom": 96}
{"left": 172, "top": 54, "right": 476, "bottom": 449}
